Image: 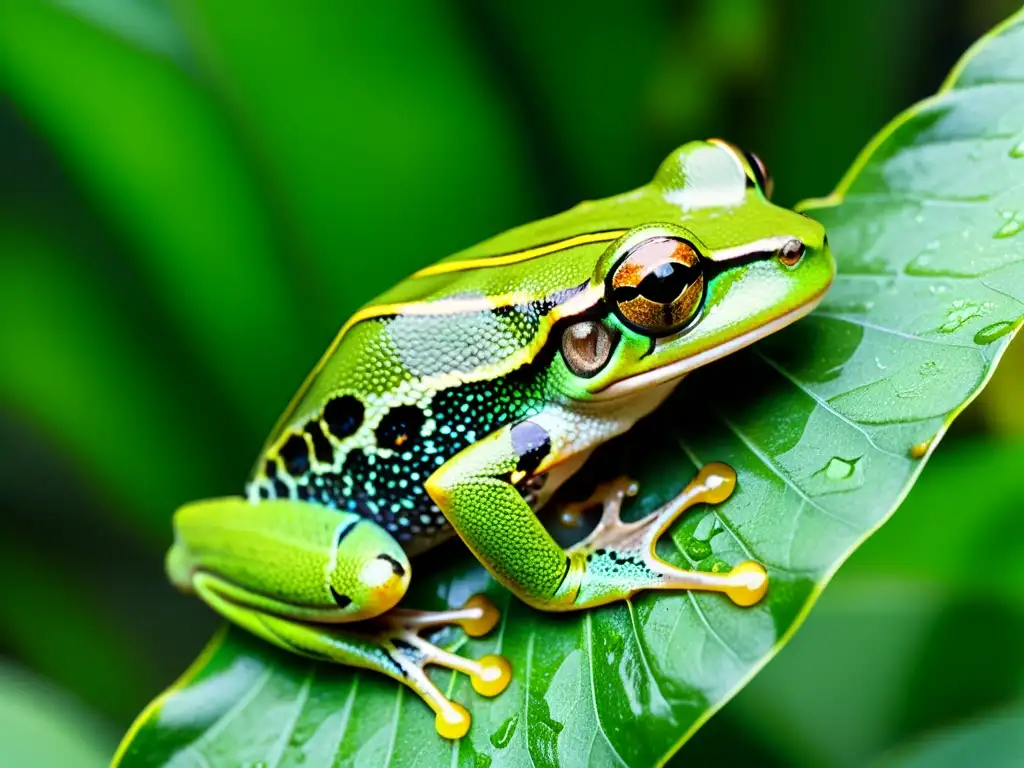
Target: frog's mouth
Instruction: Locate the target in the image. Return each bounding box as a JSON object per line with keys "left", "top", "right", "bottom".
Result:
{"left": 590, "top": 295, "right": 824, "bottom": 401}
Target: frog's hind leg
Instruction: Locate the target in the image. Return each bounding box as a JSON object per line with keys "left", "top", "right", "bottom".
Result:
{"left": 194, "top": 582, "right": 508, "bottom": 740}
{"left": 371, "top": 596, "right": 511, "bottom": 738}
{"left": 561, "top": 462, "right": 769, "bottom": 609}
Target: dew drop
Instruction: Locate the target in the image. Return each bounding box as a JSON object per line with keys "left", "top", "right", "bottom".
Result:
{"left": 289, "top": 724, "right": 313, "bottom": 747}
{"left": 489, "top": 713, "right": 519, "bottom": 749}
{"left": 909, "top": 439, "right": 933, "bottom": 459}
{"left": 685, "top": 537, "right": 713, "bottom": 560}
{"left": 1011, "top": 140, "right": 1024, "bottom": 158}
{"left": 974, "top": 320, "right": 1018, "bottom": 344}
{"left": 807, "top": 455, "right": 864, "bottom": 495}
{"left": 994, "top": 213, "right": 1024, "bottom": 239}
{"left": 938, "top": 300, "right": 985, "bottom": 333}
{"left": 824, "top": 456, "right": 857, "bottom": 480}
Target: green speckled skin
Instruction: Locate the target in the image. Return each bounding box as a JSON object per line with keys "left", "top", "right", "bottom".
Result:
{"left": 166, "top": 140, "right": 835, "bottom": 735}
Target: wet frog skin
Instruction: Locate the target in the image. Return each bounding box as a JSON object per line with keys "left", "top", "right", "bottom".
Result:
{"left": 167, "top": 139, "right": 835, "bottom": 738}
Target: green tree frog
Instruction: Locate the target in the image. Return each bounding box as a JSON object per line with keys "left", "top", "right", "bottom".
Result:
{"left": 167, "top": 139, "right": 834, "bottom": 739}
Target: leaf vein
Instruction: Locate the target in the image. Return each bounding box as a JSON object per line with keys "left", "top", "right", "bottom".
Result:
{"left": 715, "top": 413, "right": 859, "bottom": 531}
{"left": 584, "top": 613, "right": 629, "bottom": 767}
{"left": 752, "top": 348, "right": 906, "bottom": 460}
{"left": 270, "top": 665, "right": 313, "bottom": 768}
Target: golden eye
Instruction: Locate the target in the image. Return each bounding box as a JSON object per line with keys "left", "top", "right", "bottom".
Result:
{"left": 779, "top": 239, "right": 805, "bottom": 267}
{"left": 561, "top": 320, "right": 617, "bottom": 377}
{"left": 608, "top": 237, "right": 704, "bottom": 336}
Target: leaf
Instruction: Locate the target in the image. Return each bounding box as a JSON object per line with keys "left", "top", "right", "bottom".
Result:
{"left": 721, "top": 438, "right": 1024, "bottom": 765}
{"left": 875, "top": 703, "right": 1024, "bottom": 768}
{"left": 0, "top": 0, "right": 309, "bottom": 431}
{"left": 0, "top": 662, "right": 115, "bottom": 768}
{"left": 115, "top": 9, "right": 1024, "bottom": 767}
{"left": 174, "top": 0, "right": 539, "bottom": 316}
{"left": 0, "top": 221, "right": 227, "bottom": 533}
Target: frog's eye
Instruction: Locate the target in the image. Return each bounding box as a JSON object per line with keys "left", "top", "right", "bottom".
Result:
{"left": 561, "top": 319, "right": 617, "bottom": 377}
{"left": 608, "top": 237, "right": 704, "bottom": 336}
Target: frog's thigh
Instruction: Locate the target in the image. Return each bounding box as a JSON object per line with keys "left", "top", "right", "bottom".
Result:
{"left": 427, "top": 422, "right": 768, "bottom": 611}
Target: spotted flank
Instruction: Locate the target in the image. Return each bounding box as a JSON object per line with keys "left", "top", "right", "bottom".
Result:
{"left": 246, "top": 287, "right": 576, "bottom": 553}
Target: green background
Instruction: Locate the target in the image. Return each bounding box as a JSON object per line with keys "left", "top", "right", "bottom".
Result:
{"left": 1, "top": 1, "right": 1023, "bottom": 765}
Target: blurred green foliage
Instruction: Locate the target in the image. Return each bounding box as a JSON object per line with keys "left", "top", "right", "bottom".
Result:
{"left": 1, "top": 0, "right": 1023, "bottom": 765}
{"left": 0, "top": 662, "right": 113, "bottom": 768}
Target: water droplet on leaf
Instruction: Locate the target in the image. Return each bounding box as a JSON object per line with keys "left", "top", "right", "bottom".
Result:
{"left": 938, "top": 300, "right": 986, "bottom": 333}
{"left": 909, "top": 438, "right": 933, "bottom": 459}
{"left": 489, "top": 714, "right": 519, "bottom": 749}
{"left": 685, "top": 537, "right": 712, "bottom": 560}
{"left": 974, "top": 320, "right": 1018, "bottom": 344}
{"left": 994, "top": 213, "right": 1024, "bottom": 238}
{"left": 807, "top": 455, "right": 865, "bottom": 495}
{"left": 824, "top": 456, "right": 857, "bottom": 480}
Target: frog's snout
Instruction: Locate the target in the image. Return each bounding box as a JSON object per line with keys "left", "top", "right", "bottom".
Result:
{"left": 357, "top": 550, "right": 411, "bottom": 617}
{"left": 165, "top": 542, "right": 194, "bottom": 594}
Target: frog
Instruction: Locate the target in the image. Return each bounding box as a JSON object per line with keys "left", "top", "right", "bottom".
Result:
{"left": 166, "top": 139, "right": 835, "bottom": 739}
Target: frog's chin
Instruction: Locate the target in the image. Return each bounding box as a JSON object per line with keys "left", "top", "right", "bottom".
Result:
{"left": 592, "top": 298, "right": 823, "bottom": 401}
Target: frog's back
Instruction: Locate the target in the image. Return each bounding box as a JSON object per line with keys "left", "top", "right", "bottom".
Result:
{"left": 246, "top": 233, "right": 613, "bottom": 553}
{"left": 245, "top": 139, "right": 754, "bottom": 551}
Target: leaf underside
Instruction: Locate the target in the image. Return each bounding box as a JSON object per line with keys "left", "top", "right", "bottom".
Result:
{"left": 115, "top": 10, "right": 1024, "bottom": 768}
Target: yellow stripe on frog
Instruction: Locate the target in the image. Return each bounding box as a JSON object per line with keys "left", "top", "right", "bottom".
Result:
{"left": 411, "top": 230, "right": 625, "bottom": 278}
{"left": 262, "top": 284, "right": 604, "bottom": 451}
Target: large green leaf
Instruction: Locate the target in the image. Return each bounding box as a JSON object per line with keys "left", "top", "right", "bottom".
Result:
{"left": 115, "top": 9, "right": 1024, "bottom": 767}
{"left": 720, "top": 438, "right": 1024, "bottom": 766}
{"left": 0, "top": 0, "right": 307, "bottom": 432}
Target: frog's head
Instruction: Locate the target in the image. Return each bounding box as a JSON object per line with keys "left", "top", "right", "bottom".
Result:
{"left": 553, "top": 139, "right": 835, "bottom": 401}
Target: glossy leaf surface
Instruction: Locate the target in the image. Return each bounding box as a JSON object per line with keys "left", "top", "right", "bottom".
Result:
{"left": 115, "top": 10, "right": 1024, "bottom": 767}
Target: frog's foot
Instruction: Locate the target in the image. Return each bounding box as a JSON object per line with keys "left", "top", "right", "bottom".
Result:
{"left": 373, "top": 595, "right": 511, "bottom": 739}
{"left": 555, "top": 478, "right": 639, "bottom": 529}
{"left": 223, "top": 592, "right": 509, "bottom": 740}
{"left": 560, "top": 462, "right": 768, "bottom": 608}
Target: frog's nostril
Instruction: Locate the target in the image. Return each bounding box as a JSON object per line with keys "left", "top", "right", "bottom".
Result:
{"left": 330, "top": 586, "right": 353, "bottom": 608}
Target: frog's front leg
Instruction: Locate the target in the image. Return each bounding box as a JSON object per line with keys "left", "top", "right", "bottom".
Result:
{"left": 426, "top": 420, "right": 768, "bottom": 611}
{"left": 167, "top": 498, "right": 509, "bottom": 739}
